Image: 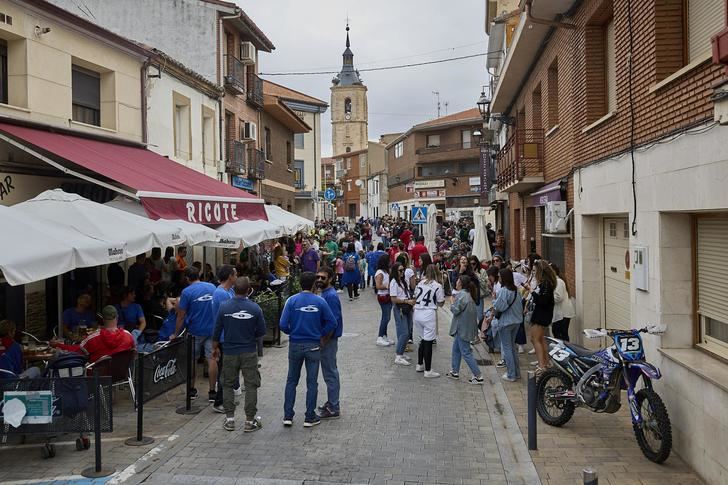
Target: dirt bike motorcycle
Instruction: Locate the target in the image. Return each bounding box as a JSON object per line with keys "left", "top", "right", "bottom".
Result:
{"left": 536, "top": 325, "right": 672, "bottom": 463}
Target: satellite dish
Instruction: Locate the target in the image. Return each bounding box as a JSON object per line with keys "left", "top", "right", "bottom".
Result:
{"left": 355, "top": 179, "right": 363, "bottom": 187}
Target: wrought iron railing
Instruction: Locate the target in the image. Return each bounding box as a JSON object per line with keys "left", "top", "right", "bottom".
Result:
{"left": 416, "top": 142, "right": 477, "bottom": 155}
{"left": 246, "top": 72, "right": 264, "bottom": 108}
{"left": 225, "top": 140, "right": 247, "bottom": 175}
{"left": 247, "top": 148, "right": 265, "bottom": 179}
{"left": 223, "top": 55, "right": 246, "bottom": 93}
{"left": 496, "top": 128, "right": 544, "bottom": 190}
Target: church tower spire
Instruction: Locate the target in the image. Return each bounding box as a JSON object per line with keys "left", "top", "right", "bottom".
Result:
{"left": 333, "top": 23, "right": 361, "bottom": 86}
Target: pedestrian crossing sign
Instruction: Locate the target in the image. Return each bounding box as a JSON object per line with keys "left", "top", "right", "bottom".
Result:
{"left": 411, "top": 206, "right": 427, "bottom": 224}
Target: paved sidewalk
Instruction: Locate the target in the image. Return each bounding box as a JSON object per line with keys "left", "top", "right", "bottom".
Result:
{"left": 118, "top": 292, "right": 537, "bottom": 485}
{"left": 496, "top": 347, "right": 704, "bottom": 485}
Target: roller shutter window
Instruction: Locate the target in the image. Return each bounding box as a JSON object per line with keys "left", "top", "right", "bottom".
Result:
{"left": 605, "top": 19, "right": 616, "bottom": 113}
{"left": 696, "top": 217, "right": 728, "bottom": 355}
{"left": 688, "top": 0, "right": 727, "bottom": 62}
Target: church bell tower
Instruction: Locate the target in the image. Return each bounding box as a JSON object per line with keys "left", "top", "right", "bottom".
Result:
{"left": 331, "top": 23, "right": 368, "bottom": 157}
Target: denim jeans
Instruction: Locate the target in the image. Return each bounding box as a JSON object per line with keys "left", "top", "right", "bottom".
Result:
{"left": 284, "top": 341, "right": 321, "bottom": 420}
{"left": 319, "top": 338, "right": 340, "bottom": 411}
{"left": 392, "top": 306, "right": 411, "bottom": 355}
{"left": 499, "top": 324, "right": 521, "bottom": 379}
{"left": 378, "top": 301, "right": 392, "bottom": 338}
{"left": 451, "top": 336, "right": 481, "bottom": 377}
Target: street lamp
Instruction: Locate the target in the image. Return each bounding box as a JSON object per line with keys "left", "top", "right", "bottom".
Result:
{"left": 476, "top": 89, "right": 515, "bottom": 125}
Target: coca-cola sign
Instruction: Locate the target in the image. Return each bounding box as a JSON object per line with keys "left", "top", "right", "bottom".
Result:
{"left": 140, "top": 338, "right": 187, "bottom": 404}
{"left": 153, "top": 358, "right": 178, "bottom": 383}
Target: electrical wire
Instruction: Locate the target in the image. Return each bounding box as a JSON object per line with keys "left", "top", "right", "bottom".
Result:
{"left": 627, "top": 0, "right": 637, "bottom": 237}
{"left": 260, "top": 52, "right": 494, "bottom": 76}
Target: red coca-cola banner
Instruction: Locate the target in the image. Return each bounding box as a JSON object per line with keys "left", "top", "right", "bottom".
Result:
{"left": 141, "top": 196, "right": 267, "bottom": 225}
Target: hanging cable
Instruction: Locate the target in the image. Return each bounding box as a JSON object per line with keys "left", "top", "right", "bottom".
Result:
{"left": 627, "top": 0, "right": 637, "bottom": 237}
{"left": 260, "top": 52, "right": 493, "bottom": 76}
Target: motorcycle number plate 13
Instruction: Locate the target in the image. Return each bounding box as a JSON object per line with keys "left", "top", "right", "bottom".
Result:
{"left": 549, "top": 347, "right": 571, "bottom": 362}
{"left": 616, "top": 335, "right": 643, "bottom": 358}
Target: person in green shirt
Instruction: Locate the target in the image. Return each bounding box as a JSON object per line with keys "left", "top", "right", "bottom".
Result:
{"left": 323, "top": 235, "right": 339, "bottom": 267}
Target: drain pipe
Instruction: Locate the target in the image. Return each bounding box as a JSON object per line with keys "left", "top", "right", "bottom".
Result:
{"left": 524, "top": 0, "right": 577, "bottom": 30}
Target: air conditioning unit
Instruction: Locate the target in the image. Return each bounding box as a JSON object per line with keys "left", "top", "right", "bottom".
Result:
{"left": 544, "top": 201, "right": 568, "bottom": 233}
{"left": 242, "top": 121, "right": 257, "bottom": 141}
{"left": 240, "top": 41, "right": 256, "bottom": 64}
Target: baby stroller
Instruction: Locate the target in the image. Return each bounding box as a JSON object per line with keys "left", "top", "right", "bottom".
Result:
{"left": 40, "top": 353, "right": 92, "bottom": 457}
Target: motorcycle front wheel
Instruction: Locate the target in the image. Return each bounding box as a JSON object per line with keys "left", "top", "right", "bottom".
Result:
{"left": 536, "top": 368, "right": 575, "bottom": 427}
{"left": 633, "top": 388, "right": 672, "bottom": 463}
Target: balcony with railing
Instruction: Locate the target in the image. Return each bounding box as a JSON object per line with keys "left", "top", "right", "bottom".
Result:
{"left": 246, "top": 147, "right": 265, "bottom": 180}
{"left": 223, "top": 55, "right": 246, "bottom": 94}
{"left": 246, "top": 72, "right": 264, "bottom": 108}
{"left": 415, "top": 142, "right": 480, "bottom": 163}
{"left": 225, "top": 140, "right": 247, "bottom": 175}
{"left": 496, "top": 128, "right": 544, "bottom": 192}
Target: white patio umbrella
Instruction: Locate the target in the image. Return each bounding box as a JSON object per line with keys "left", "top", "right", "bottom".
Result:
{"left": 265, "top": 205, "right": 314, "bottom": 235}
{"left": 424, "top": 203, "right": 438, "bottom": 255}
{"left": 0, "top": 205, "right": 126, "bottom": 286}
{"left": 217, "top": 218, "right": 283, "bottom": 247}
{"left": 471, "top": 206, "right": 493, "bottom": 262}
{"left": 105, "top": 196, "right": 222, "bottom": 247}
{"left": 15, "top": 189, "right": 183, "bottom": 258}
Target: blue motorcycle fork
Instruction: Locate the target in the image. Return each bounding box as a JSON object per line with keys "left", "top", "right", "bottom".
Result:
{"left": 624, "top": 365, "right": 646, "bottom": 425}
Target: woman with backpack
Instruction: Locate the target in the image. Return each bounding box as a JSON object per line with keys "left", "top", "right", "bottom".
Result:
{"left": 341, "top": 242, "right": 361, "bottom": 301}
{"left": 374, "top": 254, "right": 394, "bottom": 347}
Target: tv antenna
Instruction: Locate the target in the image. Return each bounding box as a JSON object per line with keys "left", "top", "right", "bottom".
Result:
{"left": 432, "top": 91, "right": 441, "bottom": 118}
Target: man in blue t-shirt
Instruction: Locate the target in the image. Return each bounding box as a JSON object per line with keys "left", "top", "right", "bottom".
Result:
{"left": 316, "top": 267, "right": 343, "bottom": 419}
{"left": 115, "top": 287, "right": 146, "bottom": 331}
{"left": 300, "top": 241, "right": 320, "bottom": 273}
{"left": 62, "top": 294, "right": 96, "bottom": 333}
{"left": 211, "top": 264, "right": 241, "bottom": 412}
{"left": 174, "top": 267, "right": 217, "bottom": 402}
{"left": 365, "top": 243, "right": 387, "bottom": 289}
{"left": 279, "top": 272, "right": 336, "bottom": 428}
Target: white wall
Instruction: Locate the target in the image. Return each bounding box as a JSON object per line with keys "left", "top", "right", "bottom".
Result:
{"left": 574, "top": 123, "right": 728, "bottom": 484}
{"left": 146, "top": 73, "right": 220, "bottom": 178}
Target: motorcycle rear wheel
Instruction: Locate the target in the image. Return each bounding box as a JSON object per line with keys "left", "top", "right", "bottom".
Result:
{"left": 536, "top": 368, "right": 575, "bottom": 427}
{"left": 633, "top": 388, "right": 672, "bottom": 463}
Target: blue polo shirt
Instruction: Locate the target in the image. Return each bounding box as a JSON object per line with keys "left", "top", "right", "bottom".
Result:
{"left": 320, "top": 287, "right": 343, "bottom": 338}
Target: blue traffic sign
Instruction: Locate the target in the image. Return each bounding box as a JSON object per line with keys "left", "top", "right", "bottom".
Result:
{"left": 324, "top": 188, "right": 336, "bottom": 201}
{"left": 411, "top": 206, "right": 428, "bottom": 224}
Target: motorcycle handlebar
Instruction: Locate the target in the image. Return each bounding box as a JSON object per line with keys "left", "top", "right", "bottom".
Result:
{"left": 583, "top": 324, "right": 666, "bottom": 338}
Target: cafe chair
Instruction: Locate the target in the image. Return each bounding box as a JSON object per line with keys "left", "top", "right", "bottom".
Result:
{"left": 0, "top": 368, "right": 18, "bottom": 379}
{"left": 21, "top": 331, "right": 51, "bottom": 350}
{"left": 85, "top": 349, "right": 136, "bottom": 404}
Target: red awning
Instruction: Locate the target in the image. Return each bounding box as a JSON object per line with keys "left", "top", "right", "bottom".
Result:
{"left": 0, "top": 123, "right": 266, "bottom": 224}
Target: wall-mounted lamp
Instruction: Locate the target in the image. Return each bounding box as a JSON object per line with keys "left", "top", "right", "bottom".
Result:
{"left": 34, "top": 25, "right": 51, "bottom": 37}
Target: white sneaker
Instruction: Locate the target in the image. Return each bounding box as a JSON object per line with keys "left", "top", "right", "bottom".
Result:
{"left": 501, "top": 373, "right": 517, "bottom": 382}
{"left": 336, "top": 289, "right": 344, "bottom": 294}
{"left": 376, "top": 337, "right": 391, "bottom": 347}
{"left": 415, "top": 364, "right": 425, "bottom": 372}
{"left": 402, "top": 355, "right": 412, "bottom": 360}
{"left": 530, "top": 360, "right": 539, "bottom": 366}
{"left": 385, "top": 336, "right": 395, "bottom": 344}
{"left": 518, "top": 345, "right": 524, "bottom": 354}
{"left": 424, "top": 370, "right": 440, "bottom": 378}
{"left": 234, "top": 387, "right": 243, "bottom": 396}
{"left": 394, "top": 356, "right": 411, "bottom": 366}
{"left": 528, "top": 348, "right": 536, "bottom": 354}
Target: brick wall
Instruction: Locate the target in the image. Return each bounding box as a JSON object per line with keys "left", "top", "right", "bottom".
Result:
{"left": 260, "top": 111, "right": 295, "bottom": 203}
{"left": 501, "top": 0, "right": 725, "bottom": 296}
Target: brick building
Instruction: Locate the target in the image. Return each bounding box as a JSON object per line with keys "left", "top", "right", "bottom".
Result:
{"left": 485, "top": 0, "right": 728, "bottom": 481}
{"left": 386, "top": 108, "right": 484, "bottom": 220}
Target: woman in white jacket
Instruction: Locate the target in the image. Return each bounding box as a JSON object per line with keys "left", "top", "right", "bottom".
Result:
{"left": 550, "top": 264, "right": 575, "bottom": 341}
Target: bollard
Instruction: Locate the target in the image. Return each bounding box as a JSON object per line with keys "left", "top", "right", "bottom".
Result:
{"left": 125, "top": 356, "right": 154, "bottom": 446}
{"left": 527, "top": 370, "right": 537, "bottom": 451}
{"left": 176, "top": 334, "right": 201, "bottom": 415}
{"left": 583, "top": 468, "right": 598, "bottom": 485}
{"left": 81, "top": 370, "right": 114, "bottom": 478}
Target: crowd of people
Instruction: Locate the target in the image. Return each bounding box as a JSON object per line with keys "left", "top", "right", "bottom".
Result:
{"left": 1, "top": 213, "right": 575, "bottom": 435}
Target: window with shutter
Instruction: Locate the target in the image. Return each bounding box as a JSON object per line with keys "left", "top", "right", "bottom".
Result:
{"left": 688, "top": 0, "right": 727, "bottom": 62}
{"left": 696, "top": 217, "right": 728, "bottom": 357}
{"left": 605, "top": 19, "right": 616, "bottom": 112}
